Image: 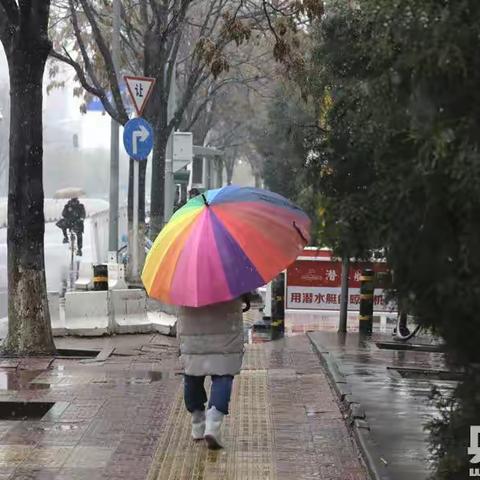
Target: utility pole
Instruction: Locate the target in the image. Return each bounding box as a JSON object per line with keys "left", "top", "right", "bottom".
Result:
{"left": 109, "top": 0, "right": 121, "bottom": 254}
{"left": 164, "top": 60, "right": 176, "bottom": 225}
{"left": 339, "top": 256, "right": 350, "bottom": 333}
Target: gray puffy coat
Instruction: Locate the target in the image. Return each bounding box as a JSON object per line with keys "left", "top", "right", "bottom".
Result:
{"left": 177, "top": 299, "right": 244, "bottom": 376}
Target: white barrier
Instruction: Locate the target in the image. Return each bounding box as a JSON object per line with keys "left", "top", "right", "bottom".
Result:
{"left": 74, "top": 262, "right": 93, "bottom": 291}
{"left": 48, "top": 291, "right": 66, "bottom": 336}
{"left": 110, "top": 289, "right": 150, "bottom": 334}
{"left": 59, "top": 288, "right": 177, "bottom": 337}
{"left": 108, "top": 263, "right": 127, "bottom": 290}
{"left": 148, "top": 311, "right": 177, "bottom": 336}
{"left": 65, "top": 290, "right": 111, "bottom": 336}
{"left": 263, "top": 282, "right": 272, "bottom": 319}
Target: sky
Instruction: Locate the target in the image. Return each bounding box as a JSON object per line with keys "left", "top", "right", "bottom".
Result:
{"left": 0, "top": 43, "right": 254, "bottom": 200}
{"left": 0, "top": 44, "right": 131, "bottom": 200}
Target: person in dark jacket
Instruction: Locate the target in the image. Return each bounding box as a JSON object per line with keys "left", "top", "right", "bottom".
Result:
{"left": 56, "top": 197, "right": 86, "bottom": 256}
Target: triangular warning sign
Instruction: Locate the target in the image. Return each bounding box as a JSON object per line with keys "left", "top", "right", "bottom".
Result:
{"left": 124, "top": 76, "right": 156, "bottom": 116}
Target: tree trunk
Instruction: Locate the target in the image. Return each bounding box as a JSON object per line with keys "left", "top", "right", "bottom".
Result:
{"left": 149, "top": 129, "right": 169, "bottom": 239}
{"left": 225, "top": 162, "right": 234, "bottom": 185}
{"left": 3, "top": 25, "right": 55, "bottom": 355}
{"left": 126, "top": 158, "right": 147, "bottom": 281}
{"left": 254, "top": 172, "right": 262, "bottom": 189}
{"left": 215, "top": 157, "right": 223, "bottom": 188}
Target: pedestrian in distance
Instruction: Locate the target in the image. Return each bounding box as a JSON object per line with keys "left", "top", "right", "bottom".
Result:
{"left": 56, "top": 197, "right": 86, "bottom": 256}
{"left": 188, "top": 187, "right": 200, "bottom": 199}
{"left": 178, "top": 293, "right": 251, "bottom": 450}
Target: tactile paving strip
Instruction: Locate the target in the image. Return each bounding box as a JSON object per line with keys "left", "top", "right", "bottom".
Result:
{"left": 241, "top": 344, "right": 268, "bottom": 371}
{"left": 147, "top": 369, "right": 276, "bottom": 480}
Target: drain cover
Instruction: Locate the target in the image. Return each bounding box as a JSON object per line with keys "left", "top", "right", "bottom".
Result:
{"left": 0, "top": 401, "right": 55, "bottom": 420}
{"left": 388, "top": 366, "right": 463, "bottom": 381}
{"left": 376, "top": 341, "right": 446, "bottom": 353}
{"left": 55, "top": 349, "right": 100, "bottom": 358}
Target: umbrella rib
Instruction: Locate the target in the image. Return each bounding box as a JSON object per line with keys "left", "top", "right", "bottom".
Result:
{"left": 293, "top": 221, "right": 308, "bottom": 244}
{"left": 201, "top": 194, "right": 209, "bottom": 207}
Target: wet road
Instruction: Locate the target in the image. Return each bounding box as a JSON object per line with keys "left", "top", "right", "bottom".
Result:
{"left": 0, "top": 221, "right": 96, "bottom": 318}
{"left": 308, "top": 330, "right": 454, "bottom": 480}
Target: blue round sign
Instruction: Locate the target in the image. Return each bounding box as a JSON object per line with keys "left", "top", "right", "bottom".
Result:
{"left": 123, "top": 118, "right": 154, "bottom": 161}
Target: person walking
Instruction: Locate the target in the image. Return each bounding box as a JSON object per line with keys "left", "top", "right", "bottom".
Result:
{"left": 178, "top": 295, "right": 250, "bottom": 449}
{"left": 141, "top": 185, "right": 310, "bottom": 448}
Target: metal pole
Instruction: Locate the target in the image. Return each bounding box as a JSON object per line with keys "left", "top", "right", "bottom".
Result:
{"left": 132, "top": 160, "right": 139, "bottom": 278}
{"left": 164, "top": 60, "right": 176, "bottom": 224}
{"left": 108, "top": 0, "right": 121, "bottom": 254}
{"left": 359, "top": 268, "right": 374, "bottom": 334}
{"left": 339, "top": 256, "right": 349, "bottom": 333}
{"left": 69, "top": 234, "right": 75, "bottom": 291}
{"left": 271, "top": 273, "right": 285, "bottom": 339}
{"left": 164, "top": 132, "right": 174, "bottom": 223}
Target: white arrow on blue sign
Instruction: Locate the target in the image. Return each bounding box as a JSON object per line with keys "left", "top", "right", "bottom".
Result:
{"left": 123, "top": 118, "right": 154, "bottom": 161}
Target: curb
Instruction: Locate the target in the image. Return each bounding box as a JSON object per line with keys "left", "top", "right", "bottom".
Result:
{"left": 307, "top": 333, "right": 391, "bottom": 480}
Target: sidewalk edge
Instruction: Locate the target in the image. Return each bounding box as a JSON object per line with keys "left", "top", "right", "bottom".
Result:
{"left": 307, "top": 332, "right": 391, "bottom": 480}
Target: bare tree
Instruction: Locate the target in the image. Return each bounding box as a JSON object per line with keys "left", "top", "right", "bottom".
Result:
{"left": 0, "top": 0, "right": 56, "bottom": 354}
{"left": 50, "top": 0, "right": 253, "bottom": 238}
{"left": 205, "top": 74, "right": 273, "bottom": 184}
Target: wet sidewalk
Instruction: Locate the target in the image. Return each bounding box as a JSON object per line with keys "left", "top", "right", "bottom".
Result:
{"left": 0, "top": 334, "right": 368, "bottom": 480}
{"left": 308, "top": 331, "right": 454, "bottom": 480}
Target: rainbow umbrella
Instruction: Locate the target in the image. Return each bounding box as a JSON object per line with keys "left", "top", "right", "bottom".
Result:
{"left": 142, "top": 186, "right": 311, "bottom": 307}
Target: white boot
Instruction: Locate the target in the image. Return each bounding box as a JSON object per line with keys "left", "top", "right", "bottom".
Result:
{"left": 204, "top": 406, "right": 224, "bottom": 449}
{"left": 191, "top": 410, "right": 206, "bottom": 441}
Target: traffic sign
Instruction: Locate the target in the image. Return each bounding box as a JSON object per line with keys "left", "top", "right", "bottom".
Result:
{"left": 124, "top": 76, "right": 156, "bottom": 116}
{"left": 123, "top": 118, "right": 154, "bottom": 161}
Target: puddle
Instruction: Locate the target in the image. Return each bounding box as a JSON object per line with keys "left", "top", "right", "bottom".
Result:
{"left": 148, "top": 371, "right": 176, "bottom": 381}
{"left": 90, "top": 371, "right": 177, "bottom": 385}
{"left": 0, "top": 370, "right": 49, "bottom": 391}
{"left": 246, "top": 323, "right": 283, "bottom": 344}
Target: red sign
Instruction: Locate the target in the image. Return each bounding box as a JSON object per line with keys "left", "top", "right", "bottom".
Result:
{"left": 286, "top": 249, "right": 393, "bottom": 312}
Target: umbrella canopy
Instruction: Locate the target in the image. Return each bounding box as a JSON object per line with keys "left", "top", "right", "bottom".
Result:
{"left": 142, "top": 185, "right": 311, "bottom": 307}
{"left": 54, "top": 187, "right": 85, "bottom": 199}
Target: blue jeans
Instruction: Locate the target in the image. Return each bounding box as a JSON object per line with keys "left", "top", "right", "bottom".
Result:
{"left": 184, "top": 374, "right": 234, "bottom": 415}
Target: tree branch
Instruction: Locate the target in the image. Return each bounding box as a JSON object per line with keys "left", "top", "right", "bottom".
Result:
{"left": 68, "top": 1, "right": 106, "bottom": 91}
{"left": 262, "top": 0, "right": 280, "bottom": 43}
{"left": 79, "top": 0, "right": 128, "bottom": 123}
{"left": 50, "top": 48, "right": 126, "bottom": 124}
{"left": 50, "top": 50, "right": 100, "bottom": 96}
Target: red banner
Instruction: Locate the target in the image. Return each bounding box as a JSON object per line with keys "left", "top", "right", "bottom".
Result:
{"left": 286, "top": 249, "right": 394, "bottom": 312}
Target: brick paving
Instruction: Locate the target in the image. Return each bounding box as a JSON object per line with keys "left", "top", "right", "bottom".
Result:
{"left": 0, "top": 333, "right": 367, "bottom": 479}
